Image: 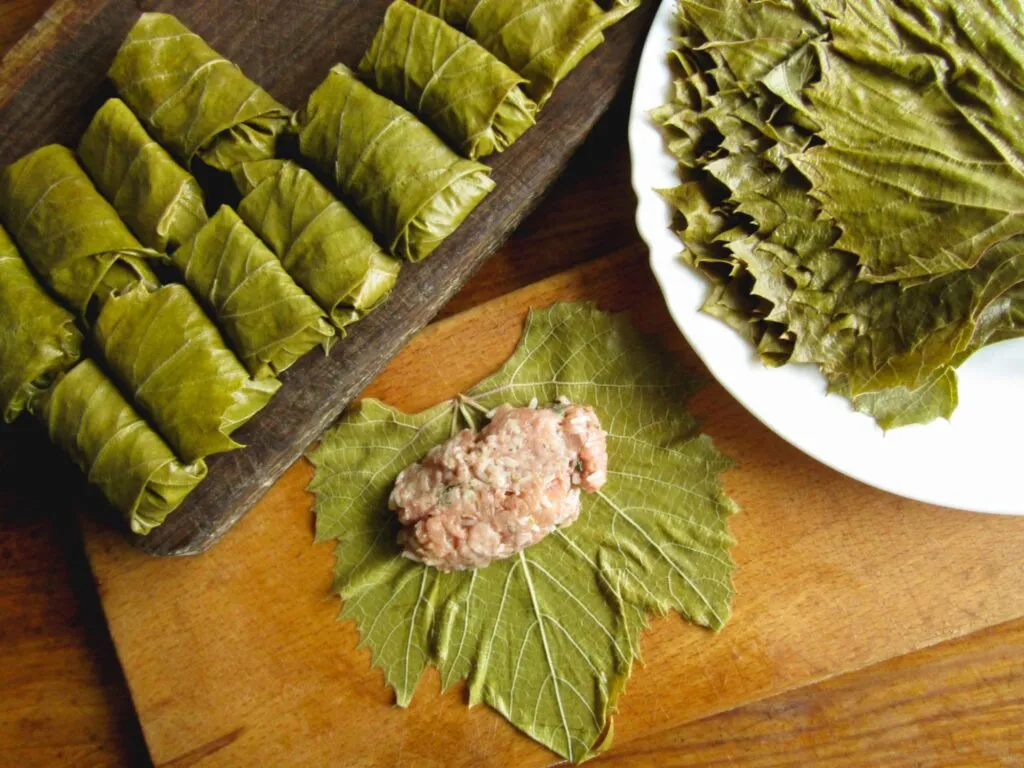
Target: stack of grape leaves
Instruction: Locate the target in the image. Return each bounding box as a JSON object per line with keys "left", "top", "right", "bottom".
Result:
{"left": 309, "top": 303, "right": 738, "bottom": 763}
{"left": 654, "top": 0, "right": 1024, "bottom": 429}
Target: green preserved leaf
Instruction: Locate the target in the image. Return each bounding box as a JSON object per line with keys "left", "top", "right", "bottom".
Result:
{"left": 109, "top": 13, "right": 291, "bottom": 171}
{"left": 662, "top": 159, "right": 1024, "bottom": 422}
{"left": 360, "top": 0, "right": 537, "bottom": 159}
{"left": 0, "top": 145, "right": 159, "bottom": 317}
{"left": 232, "top": 160, "right": 401, "bottom": 330}
{"left": 971, "top": 285, "right": 1024, "bottom": 348}
{"left": 78, "top": 98, "right": 208, "bottom": 252}
{"left": 835, "top": 281, "right": 1024, "bottom": 429}
{"left": 0, "top": 225, "right": 82, "bottom": 422}
{"left": 40, "top": 360, "right": 207, "bottom": 535}
{"left": 170, "top": 206, "right": 334, "bottom": 378}
{"left": 656, "top": 0, "right": 1024, "bottom": 428}
{"left": 674, "top": 0, "right": 825, "bottom": 86}
{"left": 837, "top": 367, "right": 959, "bottom": 431}
{"left": 294, "top": 64, "right": 495, "bottom": 262}
{"left": 674, "top": 0, "right": 1024, "bottom": 283}
{"left": 832, "top": 237, "right": 1024, "bottom": 397}
{"left": 309, "top": 303, "right": 737, "bottom": 762}
{"left": 786, "top": 43, "right": 1024, "bottom": 283}
{"left": 93, "top": 283, "right": 280, "bottom": 464}
{"left": 412, "top": 0, "right": 641, "bottom": 105}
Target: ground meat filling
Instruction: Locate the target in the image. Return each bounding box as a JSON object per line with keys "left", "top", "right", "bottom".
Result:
{"left": 389, "top": 401, "right": 608, "bottom": 571}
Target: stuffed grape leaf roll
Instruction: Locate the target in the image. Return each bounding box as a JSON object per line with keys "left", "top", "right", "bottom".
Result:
{"left": 359, "top": 0, "right": 537, "bottom": 159}
{"left": 40, "top": 360, "right": 207, "bottom": 535}
{"left": 109, "top": 13, "right": 291, "bottom": 171}
{"left": 294, "top": 64, "right": 495, "bottom": 262}
{"left": 411, "top": 0, "right": 640, "bottom": 105}
{"left": 232, "top": 160, "right": 401, "bottom": 329}
{"left": 0, "top": 225, "right": 82, "bottom": 423}
{"left": 93, "top": 283, "right": 280, "bottom": 464}
{"left": 78, "top": 98, "right": 208, "bottom": 252}
{"left": 0, "top": 145, "right": 159, "bottom": 318}
{"left": 170, "top": 206, "right": 334, "bottom": 378}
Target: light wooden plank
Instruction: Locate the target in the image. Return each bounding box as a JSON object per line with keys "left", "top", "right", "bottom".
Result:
{"left": 82, "top": 246, "right": 1024, "bottom": 766}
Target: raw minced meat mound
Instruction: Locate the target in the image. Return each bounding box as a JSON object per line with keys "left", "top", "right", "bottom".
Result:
{"left": 389, "top": 401, "right": 608, "bottom": 571}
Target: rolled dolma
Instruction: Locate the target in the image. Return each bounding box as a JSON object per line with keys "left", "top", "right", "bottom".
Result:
{"left": 359, "top": 0, "right": 537, "bottom": 159}
{"left": 78, "top": 98, "right": 208, "bottom": 252}
{"left": 412, "top": 0, "right": 640, "bottom": 105}
{"left": 109, "top": 13, "right": 291, "bottom": 171}
{"left": 232, "top": 160, "right": 401, "bottom": 329}
{"left": 93, "top": 283, "right": 280, "bottom": 464}
{"left": 0, "top": 145, "right": 159, "bottom": 317}
{"left": 294, "top": 64, "right": 495, "bottom": 262}
{"left": 40, "top": 360, "right": 207, "bottom": 535}
{"left": 170, "top": 206, "right": 334, "bottom": 378}
{"left": 0, "top": 225, "right": 83, "bottom": 422}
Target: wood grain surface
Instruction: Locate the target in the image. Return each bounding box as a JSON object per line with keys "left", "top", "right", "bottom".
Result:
{"left": 3, "top": 3, "right": 1023, "bottom": 767}
{"left": 593, "top": 617, "right": 1024, "bottom": 767}
{"left": 0, "top": 0, "right": 657, "bottom": 556}
{"left": 0, "top": 85, "right": 640, "bottom": 768}
{"left": 76, "top": 246, "right": 1024, "bottom": 766}
{"left": 1, "top": 9, "right": 148, "bottom": 768}
{"left": 0, "top": 0, "right": 48, "bottom": 51}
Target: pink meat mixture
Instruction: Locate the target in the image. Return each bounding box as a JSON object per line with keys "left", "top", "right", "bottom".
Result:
{"left": 389, "top": 402, "right": 608, "bottom": 571}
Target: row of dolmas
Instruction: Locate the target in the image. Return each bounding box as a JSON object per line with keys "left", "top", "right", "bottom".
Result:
{"left": 0, "top": 1, "right": 638, "bottom": 535}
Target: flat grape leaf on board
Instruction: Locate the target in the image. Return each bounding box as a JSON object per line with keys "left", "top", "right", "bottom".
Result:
{"left": 309, "top": 302, "right": 737, "bottom": 763}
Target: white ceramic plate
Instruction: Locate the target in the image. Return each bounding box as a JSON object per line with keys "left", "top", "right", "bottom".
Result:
{"left": 628, "top": 0, "right": 1024, "bottom": 515}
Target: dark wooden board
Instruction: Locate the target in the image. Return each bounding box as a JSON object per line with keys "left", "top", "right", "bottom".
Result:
{"left": 0, "top": 0, "right": 658, "bottom": 555}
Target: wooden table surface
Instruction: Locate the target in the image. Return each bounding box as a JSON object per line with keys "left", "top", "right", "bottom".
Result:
{"left": 0, "top": 3, "right": 1021, "bottom": 767}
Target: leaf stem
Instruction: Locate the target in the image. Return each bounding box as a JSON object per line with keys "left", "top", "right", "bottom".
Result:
{"left": 449, "top": 402, "right": 461, "bottom": 438}
{"left": 458, "top": 401, "right": 477, "bottom": 431}
{"left": 457, "top": 394, "right": 496, "bottom": 430}
{"left": 458, "top": 393, "right": 493, "bottom": 416}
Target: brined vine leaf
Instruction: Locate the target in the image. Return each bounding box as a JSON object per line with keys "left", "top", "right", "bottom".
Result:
{"left": 309, "top": 303, "right": 737, "bottom": 762}
{"left": 657, "top": 0, "right": 1024, "bottom": 428}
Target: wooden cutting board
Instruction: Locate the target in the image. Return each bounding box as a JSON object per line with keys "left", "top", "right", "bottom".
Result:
{"left": 0, "top": 0, "right": 657, "bottom": 556}
{"left": 81, "top": 244, "right": 1024, "bottom": 766}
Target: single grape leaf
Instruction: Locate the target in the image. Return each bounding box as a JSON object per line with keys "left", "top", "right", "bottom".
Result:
{"left": 309, "top": 302, "right": 737, "bottom": 763}
{"left": 832, "top": 367, "right": 959, "bottom": 431}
